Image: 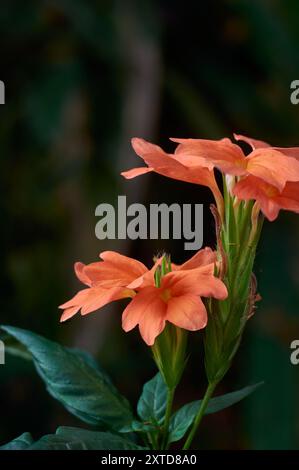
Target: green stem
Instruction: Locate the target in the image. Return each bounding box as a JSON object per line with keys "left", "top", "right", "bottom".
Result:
{"left": 161, "top": 387, "right": 175, "bottom": 449}
{"left": 183, "top": 381, "right": 217, "bottom": 450}
{"left": 147, "top": 431, "right": 158, "bottom": 450}
{"left": 155, "top": 433, "right": 160, "bottom": 450}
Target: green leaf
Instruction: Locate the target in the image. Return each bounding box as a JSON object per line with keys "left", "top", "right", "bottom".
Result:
{"left": 119, "top": 420, "right": 156, "bottom": 434}
{"left": 1, "top": 428, "right": 145, "bottom": 451}
{"left": 30, "top": 427, "right": 145, "bottom": 450}
{"left": 205, "top": 381, "right": 264, "bottom": 414}
{"left": 168, "top": 381, "right": 264, "bottom": 444}
{"left": 137, "top": 373, "right": 167, "bottom": 425}
{"left": 0, "top": 333, "right": 32, "bottom": 361}
{"left": 1, "top": 326, "right": 133, "bottom": 430}
{"left": 0, "top": 432, "right": 34, "bottom": 450}
{"left": 69, "top": 348, "right": 114, "bottom": 387}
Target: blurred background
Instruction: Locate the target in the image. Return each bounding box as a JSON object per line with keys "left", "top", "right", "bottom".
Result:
{"left": 1, "top": 0, "right": 299, "bottom": 449}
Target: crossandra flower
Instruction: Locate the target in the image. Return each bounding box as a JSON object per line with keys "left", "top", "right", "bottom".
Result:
{"left": 59, "top": 251, "right": 146, "bottom": 322}
{"left": 230, "top": 135, "right": 299, "bottom": 220}
{"left": 121, "top": 138, "right": 224, "bottom": 216}
{"left": 172, "top": 134, "right": 299, "bottom": 192}
{"left": 59, "top": 248, "right": 228, "bottom": 346}
{"left": 233, "top": 176, "right": 299, "bottom": 221}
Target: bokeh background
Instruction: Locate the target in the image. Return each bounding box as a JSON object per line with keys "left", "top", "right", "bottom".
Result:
{"left": 1, "top": 0, "right": 299, "bottom": 449}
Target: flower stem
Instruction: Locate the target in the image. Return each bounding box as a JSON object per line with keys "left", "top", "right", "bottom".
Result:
{"left": 148, "top": 431, "right": 159, "bottom": 450}
{"left": 182, "top": 381, "right": 217, "bottom": 450}
{"left": 161, "top": 387, "right": 175, "bottom": 449}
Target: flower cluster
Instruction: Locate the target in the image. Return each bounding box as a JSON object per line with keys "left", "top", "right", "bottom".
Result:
{"left": 60, "top": 249, "right": 227, "bottom": 345}
{"left": 58, "top": 132, "right": 299, "bottom": 450}
{"left": 61, "top": 133, "right": 299, "bottom": 347}
{"left": 122, "top": 133, "right": 299, "bottom": 221}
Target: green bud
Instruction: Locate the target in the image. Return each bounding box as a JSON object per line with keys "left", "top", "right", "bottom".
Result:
{"left": 204, "top": 179, "right": 263, "bottom": 384}
{"left": 152, "top": 254, "right": 187, "bottom": 389}
{"left": 152, "top": 324, "right": 187, "bottom": 390}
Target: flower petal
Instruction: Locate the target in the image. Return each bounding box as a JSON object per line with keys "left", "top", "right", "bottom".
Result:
{"left": 138, "top": 309, "right": 166, "bottom": 347}
{"left": 83, "top": 251, "right": 148, "bottom": 287}
{"left": 59, "top": 288, "right": 91, "bottom": 309}
{"left": 274, "top": 182, "right": 299, "bottom": 215}
{"left": 59, "top": 286, "right": 134, "bottom": 318}
{"left": 234, "top": 133, "right": 299, "bottom": 161}
{"left": 99, "top": 251, "right": 147, "bottom": 275}
{"left": 176, "top": 247, "right": 217, "bottom": 271}
{"left": 259, "top": 199, "right": 281, "bottom": 221}
{"left": 273, "top": 147, "right": 299, "bottom": 159}
{"left": 234, "top": 133, "right": 270, "bottom": 150}
{"left": 173, "top": 150, "right": 214, "bottom": 170}
{"left": 162, "top": 265, "right": 228, "bottom": 299}
{"left": 75, "top": 262, "right": 91, "bottom": 286}
{"left": 171, "top": 137, "right": 246, "bottom": 175}
{"left": 81, "top": 286, "right": 134, "bottom": 315}
{"left": 121, "top": 167, "right": 153, "bottom": 179}
{"left": 122, "top": 286, "right": 166, "bottom": 345}
{"left": 59, "top": 288, "right": 101, "bottom": 321}
{"left": 233, "top": 176, "right": 281, "bottom": 221}
{"left": 131, "top": 137, "right": 163, "bottom": 156}
{"left": 233, "top": 174, "right": 299, "bottom": 221}
{"left": 60, "top": 306, "right": 81, "bottom": 322}
{"left": 246, "top": 149, "right": 299, "bottom": 191}
{"left": 166, "top": 294, "right": 207, "bottom": 330}
{"left": 124, "top": 137, "right": 219, "bottom": 190}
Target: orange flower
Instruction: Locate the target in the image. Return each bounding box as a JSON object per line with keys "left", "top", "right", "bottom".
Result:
{"left": 227, "top": 134, "right": 299, "bottom": 220}
{"left": 122, "top": 259, "right": 227, "bottom": 346}
{"left": 122, "top": 138, "right": 214, "bottom": 185}
{"left": 172, "top": 134, "right": 299, "bottom": 191}
{"left": 121, "top": 138, "right": 223, "bottom": 215}
{"left": 128, "top": 246, "right": 217, "bottom": 289}
{"left": 233, "top": 176, "right": 299, "bottom": 221}
{"left": 59, "top": 251, "right": 147, "bottom": 321}
{"left": 59, "top": 248, "right": 227, "bottom": 346}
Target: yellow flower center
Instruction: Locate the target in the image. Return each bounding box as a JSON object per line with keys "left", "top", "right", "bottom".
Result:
{"left": 236, "top": 158, "right": 247, "bottom": 169}
{"left": 160, "top": 288, "right": 172, "bottom": 303}
{"left": 122, "top": 289, "right": 136, "bottom": 298}
{"left": 263, "top": 184, "right": 279, "bottom": 198}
